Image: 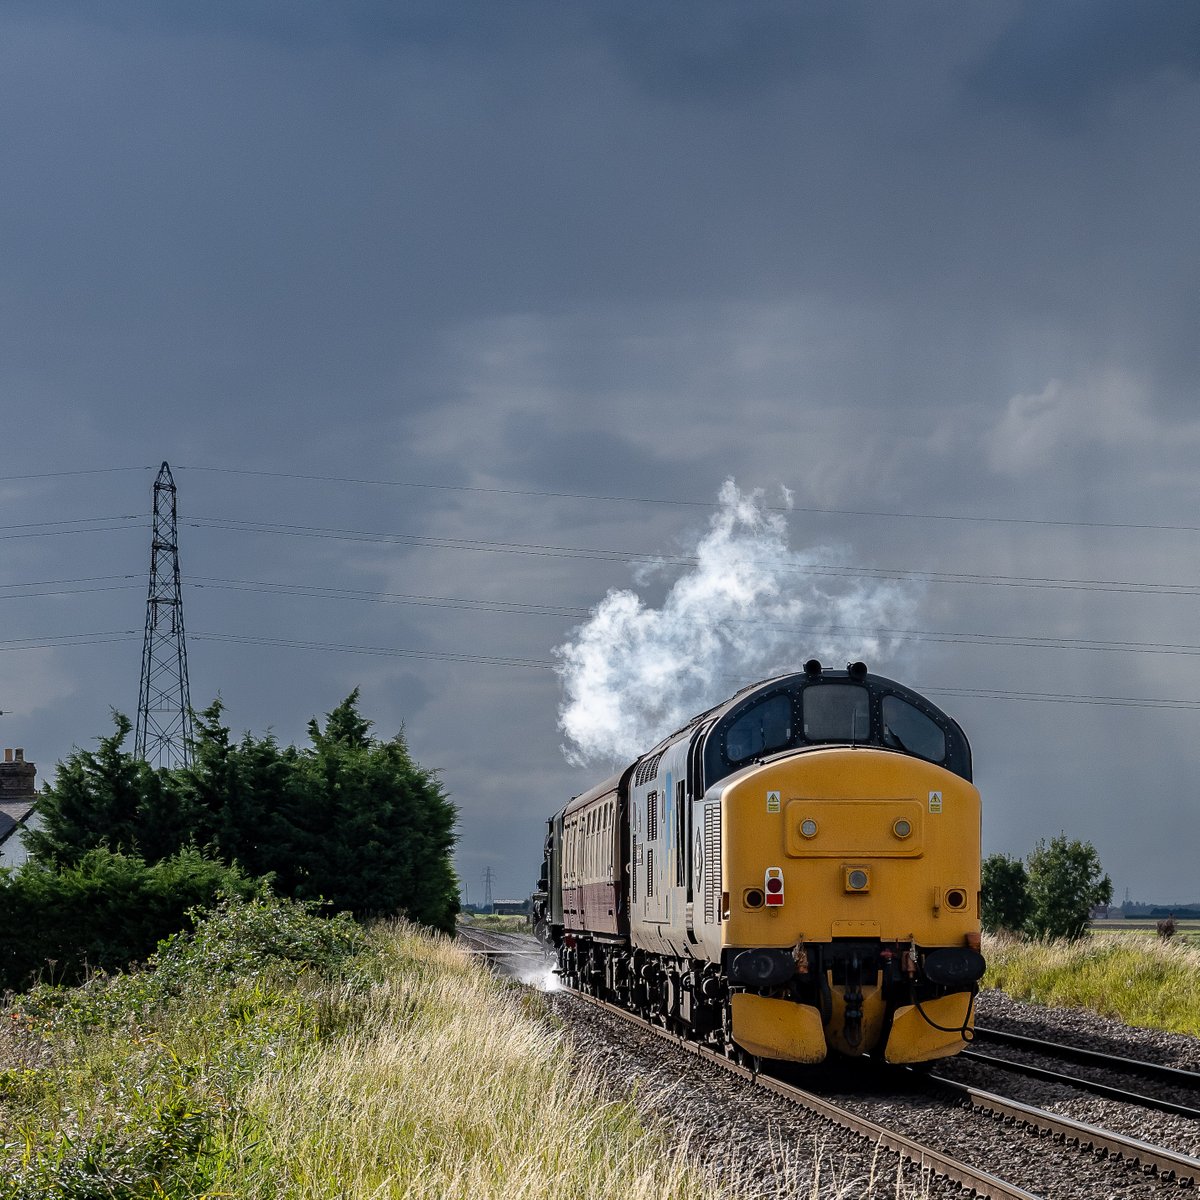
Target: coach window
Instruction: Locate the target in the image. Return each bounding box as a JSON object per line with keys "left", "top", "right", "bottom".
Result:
{"left": 802, "top": 684, "right": 870, "bottom": 742}
{"left": 725, "top": 693, "right": 792, "bottom": 763}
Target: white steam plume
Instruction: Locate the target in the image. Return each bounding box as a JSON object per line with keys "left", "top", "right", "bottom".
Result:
{"left": 554, "top": 480, "right": 917, "bottom": 766}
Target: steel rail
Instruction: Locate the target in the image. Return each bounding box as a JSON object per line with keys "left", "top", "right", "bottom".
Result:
{"left": 960, "top": 1048, "right": 1200, "bottom": 1119}
{"left": 973, "top": 1025, "right": 1200, "bottom": 1090}
{"left": 457, "top": 928, "right": 539, "bottom": 954}
{"left": 928, "top": 1073, "right": 1200, "bottom": 1186}
{"left": 457, "top": 927, "right": 540, "bottom": 949}
{"left": 563, "top": 987, "right": 1040, "bottom": 1200}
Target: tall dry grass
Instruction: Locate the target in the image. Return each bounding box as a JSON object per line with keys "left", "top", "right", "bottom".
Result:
{"left": 214, "top": 924, "right": 927, "bottom": 1199}
{"left": 983, "top": 930, "right": 1200, "bottom": 1035}
{"left": 212, "top": 924, "right": 733, "bottom": 1199}
{"left": 0, "top": 902, "right": 933, "bottom": 1198}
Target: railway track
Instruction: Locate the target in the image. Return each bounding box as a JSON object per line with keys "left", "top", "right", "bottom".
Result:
{"left": 565, "top": 982, "right": 1039, "bottom": 1199}
{"left": 925, "top": 1070, "right": 1200, "bottom": 1187}
{"left": 964, "top": 1027, "right": 1200, "bottom": 1118}
{"left": 458, "top": 926, "right": 1200, "bottom": 1196}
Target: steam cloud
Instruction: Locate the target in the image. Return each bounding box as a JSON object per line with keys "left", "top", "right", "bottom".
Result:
{"left": 554, "top": 480, "right": 917, "bottom": 766}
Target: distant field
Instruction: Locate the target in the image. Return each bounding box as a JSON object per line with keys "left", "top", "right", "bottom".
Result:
{"left": 1089, "top": 919, "right": 1200, "bottom": 946}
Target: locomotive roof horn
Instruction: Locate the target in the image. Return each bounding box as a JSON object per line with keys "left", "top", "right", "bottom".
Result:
{"left": 847, "top": 661, "right": 868, "bottom": 680}
{"left": 803, "top": 659, "right": 823, "bottom": 677}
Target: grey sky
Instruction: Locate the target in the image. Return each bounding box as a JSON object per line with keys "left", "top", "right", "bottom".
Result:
{"left": 2, "top": 2, "right": 1198, "bottom": 904}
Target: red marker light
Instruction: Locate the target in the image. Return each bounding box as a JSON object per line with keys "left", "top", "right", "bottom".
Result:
{"left": 764, "top": 867, "right": 784, "bottom": 906}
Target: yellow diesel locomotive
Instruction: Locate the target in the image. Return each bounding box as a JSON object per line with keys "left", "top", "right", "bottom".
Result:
{"left": 534, "top": 661, "right": 984, "bottom": 1064}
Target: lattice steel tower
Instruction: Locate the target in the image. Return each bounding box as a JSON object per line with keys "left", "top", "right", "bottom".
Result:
{"left": 135, "top": 462, "right": 194, "bottom": 767}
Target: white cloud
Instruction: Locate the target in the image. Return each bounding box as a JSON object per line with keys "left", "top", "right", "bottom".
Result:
{"left": 984, "top": 369, "right": 1198, "bottom": 476}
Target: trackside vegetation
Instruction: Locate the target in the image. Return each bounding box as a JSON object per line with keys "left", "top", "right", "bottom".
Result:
{"left": 981, "top": 835, "right": 1112, "bottom": 941}
{"left": 0, "top": 897, "right": 819, "bottom": 1200}
{"left": 983, "top": 931, "right": 1200, "bottom": 1036}
{"left": 0, "top": 692, "right": 459, "bottom": 990}
{"left": 0, "top": 848, "right": 256, "bottom": 989}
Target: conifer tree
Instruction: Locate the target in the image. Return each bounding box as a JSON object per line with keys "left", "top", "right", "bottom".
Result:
{"left": 26, "top": 713, "right": 190, "bottom": 864}
{"left": 27, "top": 691, "right": 460, "bottom": 934}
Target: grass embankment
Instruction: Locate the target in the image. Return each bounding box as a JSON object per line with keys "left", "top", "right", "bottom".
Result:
{"left": 983, "top": 931, "right": 1200, "bottom": 1036}
{"left": 0, "top": 898, "right": 755, "bottom": 1199}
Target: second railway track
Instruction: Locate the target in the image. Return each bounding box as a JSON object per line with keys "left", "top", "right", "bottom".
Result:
{"left": 961, "top": 1026, "right": 1200, "bottom": 1119}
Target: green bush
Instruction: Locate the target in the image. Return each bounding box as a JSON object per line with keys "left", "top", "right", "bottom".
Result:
{"left": 0, "top": 848, "right": 255, "bottom": 991}
{"left": 981, "top": 836, "right": 1112, "bottom": 942}
{"left": 981, "top": 852, "right": 1030, "bottom": 934}
{"left": 1026, "top": 835, "right": 1112, "bottom": 941}
{"left": 0, "top": 896, "right": 369, "bottom": 1200}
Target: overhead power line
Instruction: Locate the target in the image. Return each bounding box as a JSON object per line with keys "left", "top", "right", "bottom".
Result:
{"left": 175, "top": 464, "right": 1200, "bottom": 535}
{"left": 189, "top": 576, "right": 1200, "bottom": 657}
{"left": 0, "top": 515, "right": 141, "bottom": 540}
{"left": 4, "top": 625, "right": 1200, "bottom": 712}
{"left": 154, "top": 636, "right": 1200, "bottom": 710}
{"left": 919, "top": 685, "right": 1200, "bottom": 712}
{"left": 189, "top": 632, "right": 556, "bottom": 669}
{"left": 0, "top": 583, "right": 142, "bottom": 601}
{"left": 0, "top": 630, "right": 139, "bottom": 650}
{"left": 2, "top": 462, "right": 1188, "bottom": 536}
{"left": 0, "top": 467, "right": 150, "bottom": 482}
{"left": 0, "top": 574, "right": 141, "bottom": 589}
{"left": 182, "top": 515, "right": 1200, "bottom": 597}
{"left": 6, "top": 570, "right": 1200, "bottom": 659}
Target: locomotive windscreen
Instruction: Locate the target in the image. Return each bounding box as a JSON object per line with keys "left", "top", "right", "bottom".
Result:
{"left": 702, "top": 670, "right": 971, "bottom": 791}
{"left": 801, "top": 684, "right": 869, "bottom": 741}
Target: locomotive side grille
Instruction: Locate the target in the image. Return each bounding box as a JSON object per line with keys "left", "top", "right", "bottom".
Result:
{"left": 647, "top": 790, "right": 658, "bottom": 841}
{"left": 634, "top": 751, "right": 663, "bottom": 787}
{"left": 704, "top": 803, "right": 721, "bottom": 923}
{"left": 632, "top": 836, "right": 639, "bottom": 904}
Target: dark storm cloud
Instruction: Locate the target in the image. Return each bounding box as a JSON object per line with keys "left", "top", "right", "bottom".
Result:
{"left": 966, "top": 0, "right": 1200, "bottom": 120}
{"left": 499, "top": 418, "right": 681, "bottom": 497}
{"left": 1, "top": 2, "right": 1198, "bottom": 902}
{"left": 589, "top": 2, "right": 863, "bottom": 101}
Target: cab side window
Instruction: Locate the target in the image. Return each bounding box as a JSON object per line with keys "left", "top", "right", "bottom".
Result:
{"left": 724, "top": 693, "right": 792, "bottom": 764}
{"left": 882, "top": 695, "right": 946, "bottom": 763}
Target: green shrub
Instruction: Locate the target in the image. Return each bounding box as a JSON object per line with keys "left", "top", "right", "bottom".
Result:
{"left": 29, "top": 692, "right": 461, "bottom": 935}
{"left": 0, "top": 896, "right": 366, "bottom": 1200}
{"left": 0, "top": 848, "right": 255, "bottom": 991}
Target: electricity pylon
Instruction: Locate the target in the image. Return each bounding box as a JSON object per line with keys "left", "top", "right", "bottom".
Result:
{"left": 135, "top": 462, "right": 194, "bottom": 768}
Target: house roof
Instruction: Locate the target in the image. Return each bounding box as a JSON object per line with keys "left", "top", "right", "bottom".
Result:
{"left": 0, "top": 799, "right": 36, "bottom": 847}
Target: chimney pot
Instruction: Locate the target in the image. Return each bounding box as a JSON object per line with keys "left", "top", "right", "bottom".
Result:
{"left": 14, "top": 749, "right": 22, "bottom": 762}
{"left": 3, "top": 749, "right": 11, "bottom": 763}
